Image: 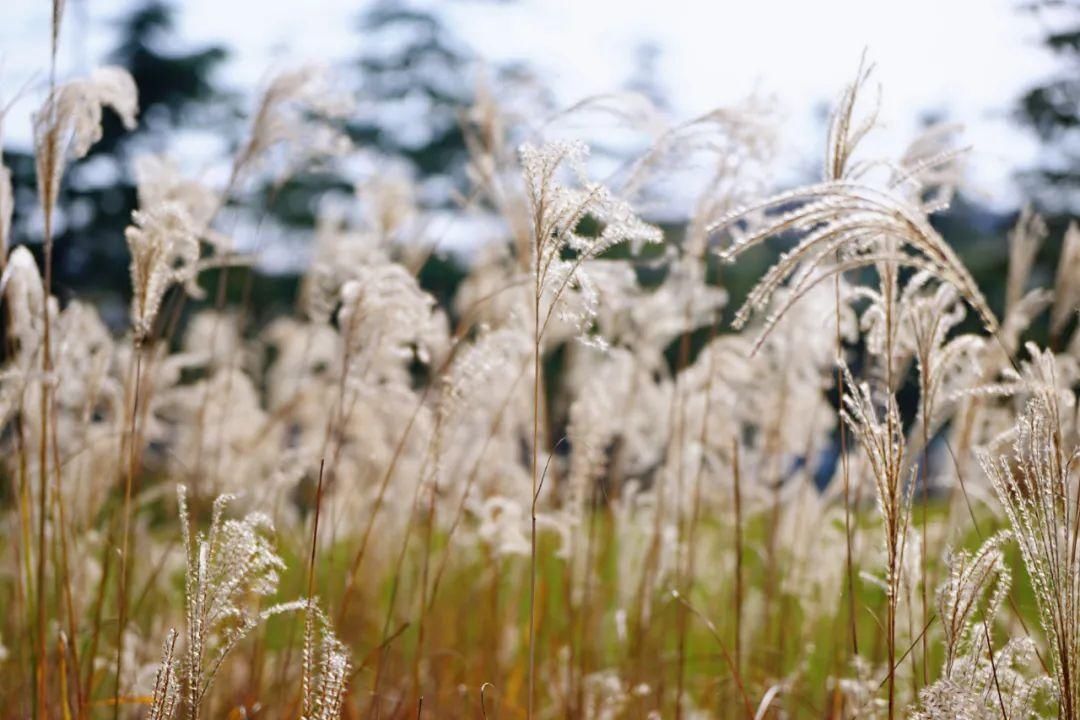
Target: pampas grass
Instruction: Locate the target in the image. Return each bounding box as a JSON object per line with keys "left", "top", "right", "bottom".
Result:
{"left": 6, "top": 15, "right": 1080, "bottom": 719}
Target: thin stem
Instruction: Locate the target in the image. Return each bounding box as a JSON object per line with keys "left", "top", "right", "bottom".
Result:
{"left": 732, "top": 436, "right": 744, "bottom": 687}
{"left": 114, "top": 345, "right": 143, "bottom": 720}
{"left": 527, "top": 256, "right": 541, "bottom": 720}
{"left": 835, "top": 265, "right": 858, "bottom": 660}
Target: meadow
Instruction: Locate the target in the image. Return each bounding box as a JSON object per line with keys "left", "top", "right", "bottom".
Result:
{"left": 3, "top": 9, "right": 1080, "bottom": 719}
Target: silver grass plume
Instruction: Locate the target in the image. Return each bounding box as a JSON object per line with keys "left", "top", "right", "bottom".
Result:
{"left": 338, "top": 264, "right": 444, "bottom": 382}
{"left": 520, "top": 140, "right": 662, "bottom": 341}
{"left": 233, "top": 65, "right": 353, "bottom": 187}
{"left": 126, "top": 203, "right": 203, "bottom": 342}
{"left": 709, "top": 65, "right": 996, "bottom": 353}
{"left": 0, "top": 246, "right": 47, "bottom": 366}
{"left": 981, "top": 376, "right": 1080, "bottom": 719}
{"left": 841, "top": 364, "right": 913, "bottom": 718}
{"left": 900, "top": 277, "right": 985, "bottom": 452}
{"left": 133, "top": 155, "right": 225, "bottom": 249}
{"left": 176, "top": 485, "right": 301, "bottom": 720}
{"left": 1053, "top": 222, "right": 1080, "bottom": 343}
{"left": 300, "top": 602, "right": 350, "bottom": 720}
{"left": 841, "top": 370, "right": 913, "bottom": 601}
{"left": 936, "top": 532, "right": 1012, "bottom": 675}
{"left": 914, "top": 640, "right": 1052, "bottom": 719}
{"left": 1005, "top": 206, "right": 1047, "bottom": 317}
{"left": 914, "top": 533, "right": 1052, "bottom": 719}
{"left": 148, "top": 630, "right": 180, "bottom": 720}
{"left": 33, "top": 67, "right": 138, "bottom": 223}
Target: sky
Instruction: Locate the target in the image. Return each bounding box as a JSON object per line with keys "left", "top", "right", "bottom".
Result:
{"left": 0, "top": 0, "right": 1072, "bottom": 212}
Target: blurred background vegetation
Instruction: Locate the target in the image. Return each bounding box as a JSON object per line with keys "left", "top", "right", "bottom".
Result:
{"left": 2, "top": 0, "right": 1079, "bottom": 339}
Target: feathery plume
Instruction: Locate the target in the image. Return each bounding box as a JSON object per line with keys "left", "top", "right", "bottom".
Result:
{"left": 982, "top": 378, "right": 1080, "bottom": 719}
{"left": 33, "top": 66, "right": 137, "bottom": 219}
{"left": 126, "top": 203, "right": 203, "bottom": 342}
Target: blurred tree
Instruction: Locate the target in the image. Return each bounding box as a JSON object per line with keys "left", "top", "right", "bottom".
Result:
{"left": 1016, "top": 1, "right": 1080, "bottom": 212}
{"left": 249, "top": 0, "right": 480, "bottom": 243}
{"left": 250, "top": 0, "right": 491, "bottom": 308}
{"left": 352, "top": 0, "right": 475, "bottom": 182}
{"left": 3, "top": 0, "right": 230, "bottom": 317}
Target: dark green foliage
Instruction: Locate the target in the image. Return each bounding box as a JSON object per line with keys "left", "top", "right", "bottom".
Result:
{"left": 1015, "top": 3, "right": 1080, "bottom": 210}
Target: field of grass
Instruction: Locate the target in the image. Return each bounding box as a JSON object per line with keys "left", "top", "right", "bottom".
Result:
{"left": 3, "top": 8, "right": 1080, "bottom": 720}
